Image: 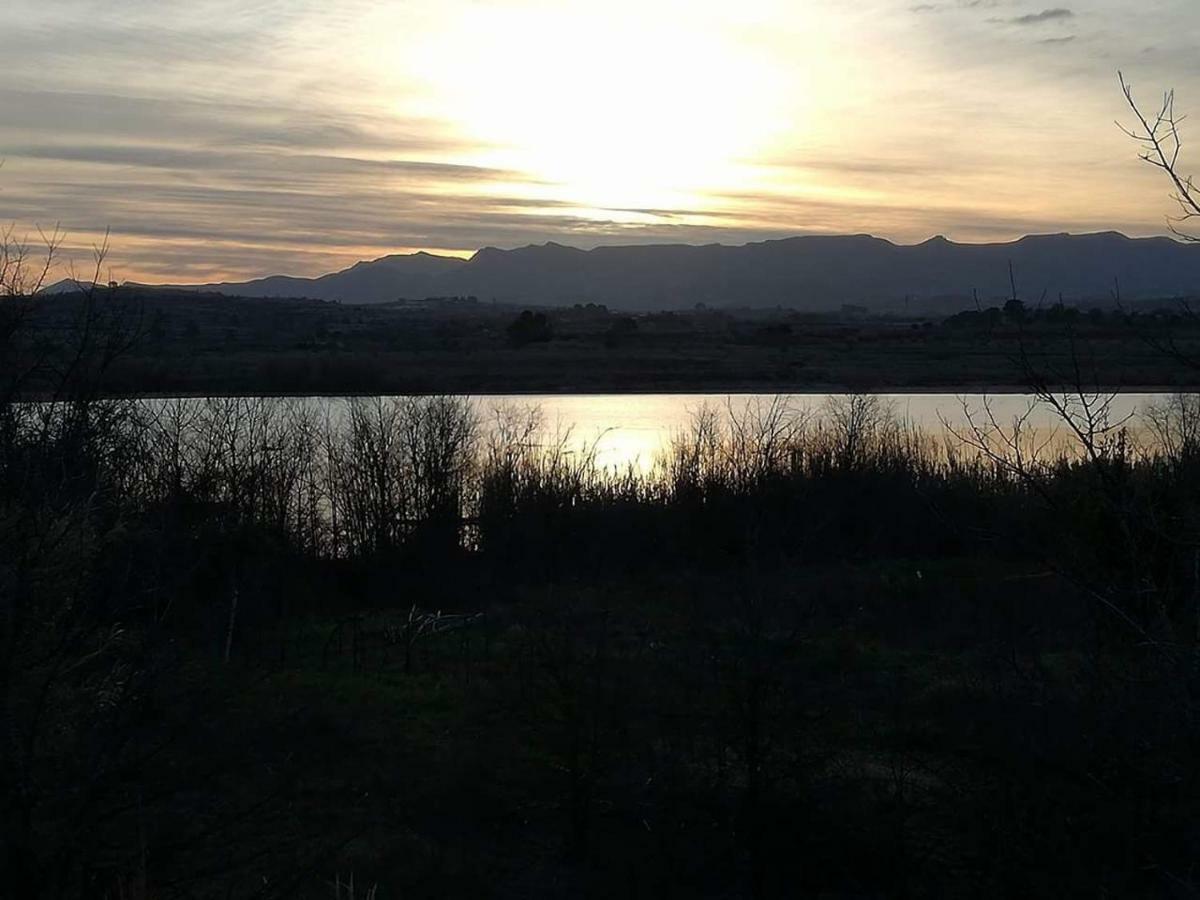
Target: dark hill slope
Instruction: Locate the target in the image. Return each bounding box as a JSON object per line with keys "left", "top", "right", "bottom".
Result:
{"left": 135, "top": 232, "right": 1200, "bottom": 309}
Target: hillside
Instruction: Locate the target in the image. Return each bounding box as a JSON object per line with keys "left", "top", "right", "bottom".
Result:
{"left": 125, "top": 232, "right": 1200, "bottom": 310}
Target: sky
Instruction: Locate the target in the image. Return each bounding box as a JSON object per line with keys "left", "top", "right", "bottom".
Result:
{"left": 1, "top": 0, "right": 1198, "bottom": 282}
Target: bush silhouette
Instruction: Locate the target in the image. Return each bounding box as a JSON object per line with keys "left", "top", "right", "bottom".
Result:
{"left": 506, "top": 309, "right": 553, "bottom": 346}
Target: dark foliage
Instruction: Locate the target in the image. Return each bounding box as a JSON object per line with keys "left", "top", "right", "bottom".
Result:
{"left": 506, "top": 310, "right": 553, "bottom": 347}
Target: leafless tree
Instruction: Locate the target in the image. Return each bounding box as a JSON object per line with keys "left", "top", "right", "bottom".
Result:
{"left": 822, "top": 393, "right": 894, "bottom": 471}
{"left": 1117, "top": 74, "right": 1200, "bottom": 376}
{"left": 1144, "top": 391, "right": 1200, "bottom": 461}
{"left": 1119, "top": 72, "right": 1199, "bottom": 243}
{"left": 0, "top": 224, "right": 154, "bottom": 894}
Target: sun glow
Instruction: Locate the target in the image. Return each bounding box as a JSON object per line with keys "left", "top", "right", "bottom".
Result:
{"left": 405, "top": 1, "right": 796, "bottom": 217}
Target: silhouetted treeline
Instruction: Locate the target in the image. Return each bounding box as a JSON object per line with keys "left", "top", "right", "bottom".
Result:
{"left": 16, "top": 286, "right": 1200, "bottom": 396}
{"left": 11, "top": 390, "right": 1200, "bottom": 670}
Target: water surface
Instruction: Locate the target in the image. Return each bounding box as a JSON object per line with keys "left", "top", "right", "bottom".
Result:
{"left": 468, "top": 392, "right": 1169, "bottom": 472}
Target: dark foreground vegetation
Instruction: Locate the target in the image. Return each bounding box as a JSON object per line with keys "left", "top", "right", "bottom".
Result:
{"left": 8, "top": 349, "right": 1200, "bottom": 897}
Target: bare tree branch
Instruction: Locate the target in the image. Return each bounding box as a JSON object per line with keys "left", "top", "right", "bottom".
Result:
{"left": 1119, "top": 72, "right": 1200, "bottom": 242}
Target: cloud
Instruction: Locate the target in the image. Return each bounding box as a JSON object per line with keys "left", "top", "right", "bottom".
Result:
{"left": 4, "top": 143, "right": 523, "bottom": 184}
{"left": 0, "top": 89, "right": 461, "bottom": 156}
{"left": 909, "top": 0, "right": 1005, "bottom": 14}
{"left": 1009, "top": 8, "right": 1073, "bottom": 25}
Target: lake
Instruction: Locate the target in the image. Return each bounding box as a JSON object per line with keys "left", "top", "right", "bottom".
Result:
{"left": 129, "top": 390, "right": 1177, "bottom": 473}
{"left": 463, "top": 391, "right": 1171, "bottom": 471}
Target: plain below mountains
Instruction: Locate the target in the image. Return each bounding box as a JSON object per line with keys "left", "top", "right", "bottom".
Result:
{"left": 130, "top": 232, "right": 1200, "bottom": 311}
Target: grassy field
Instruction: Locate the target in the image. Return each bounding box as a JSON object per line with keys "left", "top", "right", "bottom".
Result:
{"left": 183, "top": 557, "right": 1100, "bottom": 898}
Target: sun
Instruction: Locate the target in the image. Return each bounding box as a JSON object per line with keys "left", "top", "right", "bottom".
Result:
{"left": 406, "top": 1, "right": 791, "bottom": 217}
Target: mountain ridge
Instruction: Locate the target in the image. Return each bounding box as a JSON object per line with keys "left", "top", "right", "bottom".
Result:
{"left": 82, "top": 231, "right": 1200, "bottom": 310}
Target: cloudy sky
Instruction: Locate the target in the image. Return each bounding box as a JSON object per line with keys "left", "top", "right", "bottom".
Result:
{"left": 1, "top": 0, "right": 1198, "bottom": 281}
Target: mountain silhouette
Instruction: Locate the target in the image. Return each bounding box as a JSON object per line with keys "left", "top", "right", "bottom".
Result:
{"left": 140, "top": 251, "right": 466, "bottom": 304}
{"left": 132, "top": 232, "right": 1200, "bottom": 310}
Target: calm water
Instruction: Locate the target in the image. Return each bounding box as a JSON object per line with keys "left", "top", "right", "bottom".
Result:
{"left": 133, "top": 391, "right": 1175, "bottom": 473}
{"left": 464, "top": 392, "right": 1170, "bottom": 472}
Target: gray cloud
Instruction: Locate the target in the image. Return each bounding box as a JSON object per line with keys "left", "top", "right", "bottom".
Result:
{"left": 910, "top": 0, "right": 1006, "bottom": 14}
{"left": 4, "top": 143, "right": 523, "bottom": 184}
{"left": 0, "top": 89, "right": 461, "bottom": 156}
{"left": 1010, "top": 8, "right": 1073, "bottom": 25}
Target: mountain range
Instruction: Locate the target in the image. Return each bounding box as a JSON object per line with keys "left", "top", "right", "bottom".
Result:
{"left": 94, "top": 232, "right": 1200, "bottom": 310}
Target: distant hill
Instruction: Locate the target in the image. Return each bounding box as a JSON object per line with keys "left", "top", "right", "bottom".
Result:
{"left": 127, "top": 232, "right": 1200, "bottom": 310}
{"left": 142, "top": 251, "right": 468, "bottom": 305}
{"left": 40, "top": 277, "right": 116, "bottom": 295}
